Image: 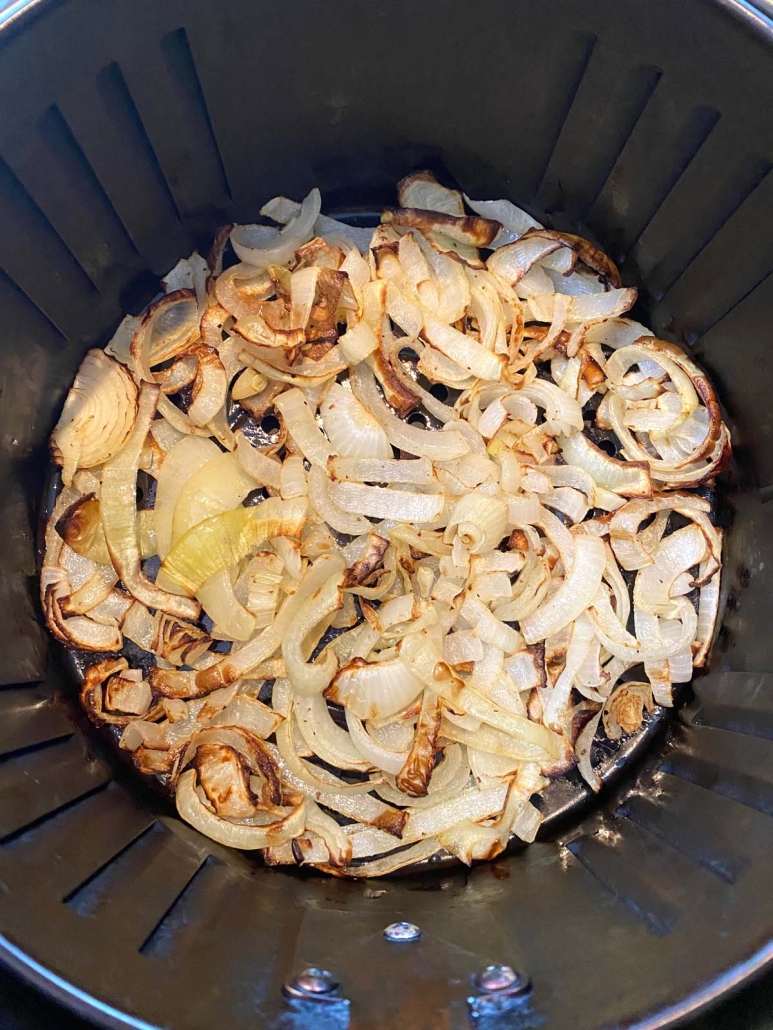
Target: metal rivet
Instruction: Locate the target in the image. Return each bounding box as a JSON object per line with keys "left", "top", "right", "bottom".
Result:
{"left": 473, "top": 965, "right": 527, "bottom": 992}
{"left": 288, "top": 968, "right": 339, "bottom": 996}
{"left": 383, "top": 921, "right": 422, "bottom": 942}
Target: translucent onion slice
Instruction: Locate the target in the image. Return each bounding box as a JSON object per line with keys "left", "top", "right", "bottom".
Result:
{"left": 153, "top": 436, "right": 221, "bottom": 559}
{"left": 176, "top": 769, "right": 305, "bottom": 849}
{"left": 327, "top": 657, "right": 425, "bottom": 721}
{"left": 320, "top": 382, "right": 392, "bottom": 459}
{"left": 520, "top": 534, "right": 606, "bottom": 644}
{"left": 559, "top": 431, "right": 652, "bottom": 498}
{"left": 329, "top": 455, "right": 435, "bottom": 486}
{"left": 51, "top": 350, "right": 138, "bottom": 486}
{"left": 161, "top": 496, "right": 308, "bottom": 596}
{"left": 282, "top": 572, "right": 343, "bottom": 696}
{"left": 275, "top": 387, "right": 336, "bottom": 468}
{"left": 328, "top": 480, "right": 445, "bottom": 523}
{"left": 422, "top": 315, "right": 505, "bottom": 381}
{"left": 294, "top": 694, "right": 372, "bottom": 772}
{"left": 345, "top": 708, "right": 410, "bottom": 774}
{"left": 349, "top": 362, "right": 470, "bottom": 460}
{"left": 231, "top": 188, "right": 320, "bottom": 268}
{"left": 100, "top": 384, "right": 199, "bottom": 620}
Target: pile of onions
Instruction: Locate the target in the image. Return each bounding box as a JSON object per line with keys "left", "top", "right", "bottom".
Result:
{"left": 42, "top": 171, "right": 728, "bottom": 876}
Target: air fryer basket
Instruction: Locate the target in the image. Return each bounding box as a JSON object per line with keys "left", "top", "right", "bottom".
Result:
{"left": 0, "top": 0, "right": 772, "bottom": 1026}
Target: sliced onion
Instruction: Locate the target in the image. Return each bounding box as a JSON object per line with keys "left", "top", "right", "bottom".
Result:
{"left": 161, "top": 496, "right": 308, "bottom": 596}
{"left": 350, "top": 362, "right": 469, "bottom": 460}
{"left": 520, "top": 534, "right": 606, "bottom": 644}
{"left": 51, "top": 351, "right": 138, "bottom": 486}
{"left": 282, "top": 571, "right": 343, "bottom": 695}
{"left": 320, "top": 381, "right": 392, "bottom": 459}
{"left": 422, "top": 315, "right": 505, "bottom": 382}
{"left": 275, "top": 387, "right": 335, "bottom": 468}
{"left": 560, "top": 431, "right": 652, "bottom": 498}
{"left": 327, "top": 657, "right": 424, "bottom": 721}
{"left": 231, "top": 188, "right": 320, "bottom": 268}
{"left": 328, "top": 479, "right": 444, "bottom": 523}
{"left": 100, "top": 385, "right": 199, "bottom": 620}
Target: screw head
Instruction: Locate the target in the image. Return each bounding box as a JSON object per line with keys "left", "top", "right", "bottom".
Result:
{"left": 292, "top": 968, "right": 339, "bottom": 995}
{"left": 474, "top": 965, "right": 524, "bottom": 992}
{"left": 383, "top": 921, "right": 422, "bottom": 942}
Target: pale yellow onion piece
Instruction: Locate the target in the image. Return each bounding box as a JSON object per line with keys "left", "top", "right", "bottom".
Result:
{"left": 154, "top": 436, "right": 221, "bottom": 558}
{"left": 274, "top": 388, "right": 335, "bottom": 469}
{"left": 398, "top": 171, "right": 465, "bottom": 215}
{"left": 176, "top": 769, "right": 306, "bottom": 850}
{"left": 307, "top": 465, "right": 374, "bottom": 536}
{"left": 327, "top": 657, "right": 425, "bottom": 721}
{"left": 294, "top": 694, "right": 372, "bottom": 772}
{"left": 464, "top": 194, "right": 542, "bottom": 245}
{"left": 520, "top": 533, "right": 606, "bottom": 645}
{"left": 210, "top": 695, "right": 284, "bottom": 739}
{"left": 231, "top": 188, "right": 320, "bottom": 268}
{"left": 234, "top": 430, "right": 282, "bottom": 491}
{"left": 527, "top": 287, "right": 637, "bottom": 324}
{"left": 320, "top": 382, "right": 392, "bottom": 460}
{"left": 328, "top": 480, "right": 444, "bottom": 523}
{"left": 338, "top": 320, "right": 379, "bottom": 364}
{"left": 403, "top": 784, "right": 509, "bottom": 843}
{"left": 290, "top": 266, "right": 321, "bottom": 329}
{"left": 559, "top": 431, "right": 652, "bottom": 498}
{"left": 328, "top": 454, "right": 435, "bottom": 487}
{"left": 345, "top": 708, "right": 410, "bottom": 774}
{"left": 349, "top": 362, "right": 469, "bottom": 461}
{"left": 171, "top": 451, "right": 255, "bottom": 547}
{"left": 422, "top": 315, "right": 505, "bottom": 382}
{"left": 633, "top": 524, "right": 707, "bottom": 616}
{"left": 231, "top": 368, "right": 268, "bottom": 401}
{"left": 487, "top": 235, "right": 564, "bottom": 285}
{"left": 445, "top": 493, "right": 508, "bottom": 553}
{"left": 282, "top": 572, "right": 343, "bottom": 696}
{"left": 187, "top": 345, "right": 227, "bottom": 427}
{"left": 51, "top": 350, "right": 138, "bottom": 486}
{"left": 160, "top": 496, "right": 308, "bottom": 596}
{"left": 59, "top": 564, "right": 118, "bottom": 616}
{"left": 100, "top": 384, "right": 200, "bottom": 620}
{"left": 198, "top": 571, "right": 255, "bottom": 642}
{"left": 129, "top": 291, "right": 210, "bottom": 437}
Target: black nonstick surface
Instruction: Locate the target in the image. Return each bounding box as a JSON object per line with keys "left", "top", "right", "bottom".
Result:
{"left": 1, "top": 0, "right": 773, "bottom": 1028}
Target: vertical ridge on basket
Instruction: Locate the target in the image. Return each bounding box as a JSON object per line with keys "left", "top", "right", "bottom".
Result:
{"left": 653, "top": 168, "right": 773, "bottom": 340}
{"left": 536, "top": 46, "right": 663, "bottom": 224}
{"left": 0, "top": 737, "right": 111, "bottom": 841}
{"left": 620, "top": 773, "right": 766, "bottom": 884}
{"left": 614, "top": 104, "right": 722, "bottom": 265}
{"left": 116, "top": 27, "right": 232, "bottom": 236}
{"left": 566, "top": 817, "right": 710, "bottom": 936}
{"left": 4, "top": 783, "right": 155, "bottom": 900}
{"left": 64, "top": 821, "right": 209, "bottom": 951}
{"left": 0, "top": 686, "right": 72, "bottom": 757}
{"left": 631, "top": 125, "right": 772, "bottom": 297}
{"left": 139, "top": 855, "right": 219, "bottom": 957}
{"left": 661, "top": 724, "right": 773, "bottom": 817}
{"left": 58, "top": 61, "right": 189, "bottom": 274}
{"left": 528, "top": 31, "right": 598, "bottom": 202}
{"left": 162, "top": 27, "right": 232, "bottom": 205}
{"left": 0, "top": 157, "right": 103, "bottom": 338}
{"left": 586, "top": 93, "right": 721, "bottom": 263}
{"left": 1, "top": 103, "right": 142, "bottom": 307}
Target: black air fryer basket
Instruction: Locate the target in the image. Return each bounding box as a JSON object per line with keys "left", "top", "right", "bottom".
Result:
{"left": 0, "top": 0, "right": 772, "bottom": 1026}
